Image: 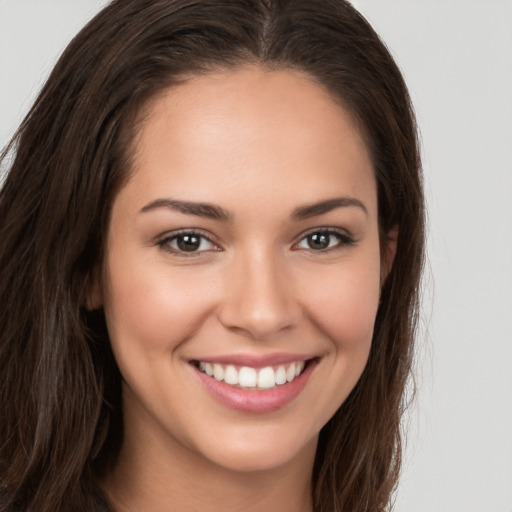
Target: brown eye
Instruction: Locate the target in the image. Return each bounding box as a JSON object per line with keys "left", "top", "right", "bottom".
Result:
{"left": 176, "top": 234, "right": 202, "bottom": 252}
{"left": 158, "top": 232, "right": 219, "bottom": 255}
{"left": 295, "top": 230, "right": 355, "bottom": 252}
{"left": 307, "top": 233, "right": 331, "bottom": 250}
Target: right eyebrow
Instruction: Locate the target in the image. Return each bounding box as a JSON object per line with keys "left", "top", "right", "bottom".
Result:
{"left": 139, "top": 198, "right": 231, "bottom": 221}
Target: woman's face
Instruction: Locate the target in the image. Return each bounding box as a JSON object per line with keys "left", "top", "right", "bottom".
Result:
{"left": 97, "top": 67, "right": 391, "bottom": 474}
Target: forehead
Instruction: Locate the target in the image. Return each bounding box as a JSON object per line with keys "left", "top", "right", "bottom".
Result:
{"left": 123, "top": 66, "right": 376, "bottom": 216}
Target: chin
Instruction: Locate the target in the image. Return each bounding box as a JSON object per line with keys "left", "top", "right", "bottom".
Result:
{"left": 190, "top": 426, "right": 318, "bottom": 474}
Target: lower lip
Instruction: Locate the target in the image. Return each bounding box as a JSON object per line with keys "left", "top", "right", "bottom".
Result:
{"left": 193, "top": 361, "right": 316, "bottom": 414}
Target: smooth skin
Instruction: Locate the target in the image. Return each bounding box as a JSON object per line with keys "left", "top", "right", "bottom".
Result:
{"left": 92, "top": 66, "right": 396, "bottom": 512}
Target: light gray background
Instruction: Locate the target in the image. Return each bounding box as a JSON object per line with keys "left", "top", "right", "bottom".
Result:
{"left": 1, "top": 1, "right": 511, "bottom": 511}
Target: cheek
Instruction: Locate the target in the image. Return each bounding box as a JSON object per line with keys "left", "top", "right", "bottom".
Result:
{"left": 102, "top": 251, "right": 218, "bottom": 356}
{"left": 288, "top": 253, "right": 382, "bottom": 433}
{"left": 300, "top": 257, "right": 381, "bottom": 352}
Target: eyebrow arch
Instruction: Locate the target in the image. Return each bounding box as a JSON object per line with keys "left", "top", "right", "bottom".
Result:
{"left": 140, "top": 198, "right": 231, "bottom": 221}
{"left": 292, "top": 197, "right": 368, "bottom": 220}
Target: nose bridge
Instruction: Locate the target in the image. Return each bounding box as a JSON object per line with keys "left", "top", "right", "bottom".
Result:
{"left": 218, "top": 243, "right": 299, "bottom": 339}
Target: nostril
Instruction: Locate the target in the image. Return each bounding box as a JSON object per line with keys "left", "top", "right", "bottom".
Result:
{"left": 217, "top": 298, "right": 302, "bottom": 340}
{"left": 216, "top": 261, "right": 302, "bottom": 339}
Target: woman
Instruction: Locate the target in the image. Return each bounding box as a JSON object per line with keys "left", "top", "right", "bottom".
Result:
{"left": 0, "top": 1, "right": 424, "bottom": 511}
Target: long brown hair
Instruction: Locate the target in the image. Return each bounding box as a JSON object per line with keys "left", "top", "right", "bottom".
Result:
{"left": 0, "top": 1, "right": 424, "bottom": 511}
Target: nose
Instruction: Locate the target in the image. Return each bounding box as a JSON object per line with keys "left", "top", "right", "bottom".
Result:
{"left": 217, "top": 249, "right": 302, "bottom": 340}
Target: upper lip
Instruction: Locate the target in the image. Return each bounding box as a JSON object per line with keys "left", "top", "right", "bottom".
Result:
{"left": 190, "top": 352, "right": 317, "bottom": 368}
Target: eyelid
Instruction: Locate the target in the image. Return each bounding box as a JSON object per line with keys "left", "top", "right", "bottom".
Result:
{"left": 157, "top": 229, "right": 222, "bottom": 256}
{"left": 292, "top": 227, "right": 356, "bottom": 251}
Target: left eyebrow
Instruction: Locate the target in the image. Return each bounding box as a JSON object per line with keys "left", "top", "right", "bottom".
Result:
{"left": 291, "top": 197, "right": 368, "bottom": 220}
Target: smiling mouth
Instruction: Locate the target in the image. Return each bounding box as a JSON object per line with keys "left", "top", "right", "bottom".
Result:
{"left": 193, "top": 360, "right": 310, "bottom": 390}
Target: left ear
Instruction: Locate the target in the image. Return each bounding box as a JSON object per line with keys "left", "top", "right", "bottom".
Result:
{"left": 380, "top": 226, "right": 398, "bottom": 284}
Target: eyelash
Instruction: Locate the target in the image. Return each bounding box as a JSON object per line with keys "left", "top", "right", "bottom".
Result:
{"left": 157, "top": 230, "right": 220, "bottom": 257}
{"left": 157, "top": 228, "right": 356, "bottom": 257}
{"left": 292, "top": 228, "right": 356, "bottom": 253}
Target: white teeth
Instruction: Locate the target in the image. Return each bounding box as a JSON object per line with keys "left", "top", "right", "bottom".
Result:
{"left": 286, "top": 363, "right": 296, "bottom": 382}
{"left": 212, "top": 364, "right": 224, "bottom": 381}
{"left": 239, "top": 366, "right": 257, "bottom": 387}
{"left": 275, "top": 365, "right": 287, "bottom": 385}
{"left": 257, "top": 367, "right": 276, "bottom": 389}
{"left": 224, "top": 365, "right": 238, "bottom": 385}
{"left": 198, "top": 360, "right": 308, "bottom": 389}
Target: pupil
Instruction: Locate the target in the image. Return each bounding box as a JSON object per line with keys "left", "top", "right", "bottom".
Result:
{"left": 308, "top": 233, "right": 329, "bottom": 250}
{"left": 177, "top": 235, "right": 200, "bottom": 252}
